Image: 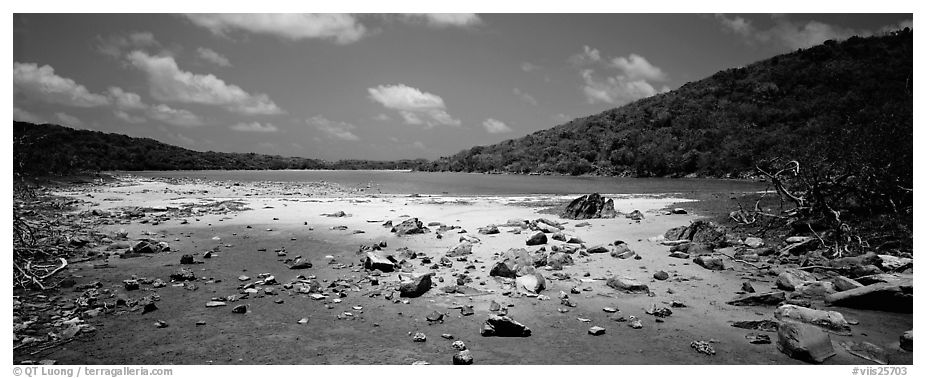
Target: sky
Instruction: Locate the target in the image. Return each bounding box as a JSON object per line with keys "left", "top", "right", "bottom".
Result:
{"left": 12, "top": 13, "right": 912, "bottom": 161}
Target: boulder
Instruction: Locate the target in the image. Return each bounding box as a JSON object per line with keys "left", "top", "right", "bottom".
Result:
{"left": 289, "top": 258, "right": 313, "bottom": 270}
{"left": 626, "top": 210, "right": 645, "bottom": 221}
{"left": 587, "top": 245, "right": 609, "bottom": 254}
{"left": 489, "top": 261, "right": 517, "bottom": 279}
{"left": 606, "top": 276, "right": 650, "bottom": 294}
{"left": 776, "top": 269, "right": 817, "bottom": 291}
{"left": 668, "top": 252, "right": 690, "bottom": 259}
{"left": 480, "top": 315, "right": 531, "bottom": 337}
{"left": 131, "top": 240, "right": 159, "bottom": 254}
{"left": 478, "top": 225, "right": 500, "bottom": 235}
{"left": 446, "top": 242, "right": 474, "bottom": 257}
{"left": 876, "top": 255, "right": 912, "bottom": 271}
{"left": 824, "top": 279, "right": 912, "bottom": 313}
{"left": 516, "top": 273, "right": 546, "bottom": 293}
{"left": 743, "top": 237, "right": 765, "bottom": 248}
{"left": 459, "top": 234, "right": 481, "bottom": 244}
{"left": 170, "top": 268, "right": 195, "bottom": 281}
{"left": 496, "top": 248, "right": 536, "bottom": 276}
{"left": 774, "top": 304, "right": 851, "bottom": 335}
{"left": 588, "top": 326, "right": 606, "bottom": 336}
{"left": 777, "top": 321, "right": 836, "bottom": 363}
{"left": 363, "top": 252, "right": 396, "bottom": 272}
{"left": 561, "top": 193, "right": 617, "bottom": 219}
{"left": 525, "top": 232, "right": 547, "bottom": 246}
{"left": 900, "top": 330, "right": 912, "bottom": 352}
{"left": 180, "top": 254, "right": 195, "bottom": 264}
{"left": 793, "top": 281, "right": 836, "bottom": 299}
{"left": 669, "top": 220, "right": 728, "bottom": 247}
{"left": 550, "top": 232, "right": 567, "bottom": 242}
{"left": 391, "top": 218, "right": 427, "bottom": 236}
{"left": 452, "top": 350, "right": 474, "bottom": 365}
{"left": 693, "top": 254, "right": 725, "bottom": 270}
{"left": 840, "top": 341, "right": 890, "bottom": 365}
{"left": 547, "top": 252, "right": 573, "bottom": 270}
{"left": 610, "top": 243, "right": 636, "bottom": 259}
{"left": 653, "top": 271, "right": 669, "bottom": 281}
{"left": 832, "top": 276, "right": 864, "bottom": 292}
{"left": 399, "top": 273, "right": 433, "bottom": 298}
{"left": 664, "top": 226, "right": 687, "bottom": 241}
{"left": 727, "top": 291, "right": 786, "bottom": 306}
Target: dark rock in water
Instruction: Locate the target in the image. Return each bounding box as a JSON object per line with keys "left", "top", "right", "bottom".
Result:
{"left": 180, "top": 254, "right": 195, "bottom": 264}
{"left": 606, "top": 276, "right": 650, "bottom": 294}
{"left": 626, "top": 210, "right": 645, "bottom": 221}
{"left": 693, "top": 254, "right": 725, "bottom": 270}
{"left": 653, "top": 271, "right": 669, "bottom": 281}
{"left": 516, "top": 273, "right": 546, "bottom": 293}
{"left": 289, "top": 258, "right": 312, "bottom": 269}
{"left": 480, "top": 315, "right": 531, "bottom": 337}
{"left": 489, "top": 261, "right": 517, "bottom": 279}
{"left": 232, "top": 305, "right": 247, "bottom": 314}
{"left": 727, "top": 291, "right": 786, "bottom": 306}
{"left": 526, "top": 232, "right": 547, "bottom": 246}
{"left": 561, "top": 193, "right": 617, "bottom": 220}
{"left": 732, "top": 320, "right": 779, "bottom": 332}
{"left": 399, "top": 273, "right": 433, "bottom": 298}
{"left": 446, "top": 242, "right": 474, "bottom": 257}
{"left": 774, "top": 304, "right": 851, "bottom": 335}
{"left": 391, "top": 218, "right": 427, "bottom": 236}
{"left": 742, "top": 282, "right": 756, "bottom": 293}
{"left": 478, "top": 225, "right": 500, "bottom": 235}
{"left": 900, "top": 330, "right": 912, "bottom": 352}
{"left": 824, "top": 279, "right": 912, "bottom": 313}
{"left": 777, "top": 321, "right": 836, "bottom": 363}
{"left": 363, "top": 252, "right": 396, "bottom": 272}
{"left": 453, "top": 350, "right": 474, "bottom": 365}
{"left": 170, "top": 268, "right": 195, "bottom": 281}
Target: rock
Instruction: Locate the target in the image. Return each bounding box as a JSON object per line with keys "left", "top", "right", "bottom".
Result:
{"left": 489, "top": 301, "right": 501, "bottom": 312}
{"left": 824, "top": 279, "right": 912, "bottom": 313}
{"left": 900, "top": 330, "right": 912, "bottom": 352}
{"left": 460, "top": 305, "right": 475, "bottom": 316}
{"left": 453, "top": 350, "right": 474, "bottom": 365}
{"left": 742, "top": 282, "right": 756, "bottom": 293}
{"left": 151, "top": 279, "right": 166, "bottom": 288}
{"left": 732, "top": 320, "right": 779, "bottom": 332}
{"left": 495, "top": 248, "right": 536, "bottom": 276}
{"left": 653, "top": 271, "right": 669, "bottom": 281}
{"left": 610, "top": 243, "right": 636, "bottom": 259}
{"left": 776, "top": 269, "right": 817, "bottom": 291}
{"left": 561, "top": 193, "right": 617, "bottom": 219}
{"left": 690, "top": 340, "right": 716, "bottom": 355}
{"left": 478, "top": 225, "right": 500, "bottom": 235}
{"left": 586, "top": 245, "right": 609, "bottom": 254}
{"left": 693, "top": 255, "right": 724, "bottom": 270}
{"left": 774, "top": 304, "right": 851, "bottom": 335}
{"left": 671, "top": 208, "right": 687, "bottom": 214}
{"left": 238, "top": 275, "right": 250, "bottom": 281}
{"left": 205, "top": 301, "right": 227, "bottom": 307}
{"left": 645, "top": 304, "right": 673, "bottom": 318}
{"left": 426, "top": 311, "right": 444, "bottom": 322}
{"left": 626, "top": 210, "right": 645, "bottom": 221}
{"left": 412, "top": 332, "right": 427, "bottom": 342}
{"left": 779, "top": 239, "right": 820, "bottom": 255}
{"left": 832, "top": 276, "right": 864, "bottom": 292}
{"left": 142, "top": 302, "right": 158, "bottom": 314}
{"left": 777, "top": 321, "right": 836, "bottom": 363}
{"left": 603, "top": 307, "right": 618, "bottom": 313}
{"left": 446, "top": 242, "right": 474, "bottom": 257}
{"left": 363, "top": 252, "right": 396, "bottom": 272}
{"left": 480, "top": 315, "right": 531, "bottom": 337}
{"left": 451, "top": 340, "right": 466, "bottom": 351}
{"left": 516, "top": 273, "right": 546, "bottom": 294}
{"left": 606, "top": 276, "right": 650, "bottom": 294}
{"left": 289, "top": 258, "right": 312, "bottom": 269}
{"left": 547, "top": 252, "right": 574, "bottom": 270}
{"left": 588, "top": 326, "right": 606, "bottom": 335}
{"left": 664, "top": 226, "right": 687, "bottom": 241}
{"left": 170, "top": 268, "right": 195, "bottom": 281}
{"left": 628, "top": 316, "right": 643, "bottom": 329}
{"left": 786, "top": 236, "right": 813, "bottom": 244}
{"left": 668, "top": 220, "right": 728, "bottom": 247}
{"left": 727, "top": 291, "right": 786, "bottom": 306}
{"left": 232, "top": 305, "right": 247, "bottom": 314}
{"left": 180, "top": 254, "right": 195, "bottom": 264}
{"left": 399, "top": 273, "right": 433, "bottom": 298}
{"left": 840, "top": 341, "right": 890, "bottom": 365}
{"left": 489, "top": 261, "right": 517, "bottom": 279}
{"left": 793, "top": 281, "right": 836, "bottom": 299}
{"left": 391, "top": 218, "right": 427, "bottom": 236}
{"left": 131, "top": 240, "right": 159, "bottom": 254}
{"left": 525, "top": 232, "right": 547, "bottom": 246}
{"left": 668, "top": 252, "right": 690, "bottom": 259}
{"left": 876, "top": 255, "right": 912, "bottom": 271}
{"left": 746, "top": 333, "right": 772, "bottom": 344}
{"left": 123, "top": 279, "right": 139, "bottom": 291}
{"left": 743, "top": 237, "right": 764, "bottom": 248}
{"left": 154, "top": 320, "right": 168, "bottom": 328}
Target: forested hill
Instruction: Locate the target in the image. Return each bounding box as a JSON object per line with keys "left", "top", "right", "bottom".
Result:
{"left": 421, "top": 29, "right": 913, "bottom": 179}
{"left": 13, "top": 122, "right": 427, "bottom": 175}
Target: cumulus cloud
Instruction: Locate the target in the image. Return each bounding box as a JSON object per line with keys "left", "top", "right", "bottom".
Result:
{"left": 715, "top": 14, "right": 913, "bottom": 50}
{"left": 96, "top": 31, "right": 160, "bottom": 57}
{"left": 373, "top": 113, "right": 391, "bottom": 121}
{"left": 520, "top": 62, "right": 541, "bottom": 72}
{"left": 107, "top": 87, "right": 147, "bottom": 110}
{"left": 367, "top": 84, "right": 460, "bottom": 127}
{"left": 54, "top": 112, "right": 84, "bottom": 127}
{"left": 197, "top": 47, "right": 232, "bottom": 67}
{"left": 127, "top": 51, "right": 282, "bottom": 115}
{"left": 400, "top": 14, "right": 482, "bottom": 28}
{"left": 513, "top": 88, "right": 538, "bottom": 106}
{"left": 184, "top": 14, "right": 366, "bottom": 44}
{"left": 14, "top": 62, "right": 109, "bottom": 107}
{"left": 14, "top": 107, "right": 46, "bottom": 124}
{"left": 114, "top": 110, "right": 146, "bottom": 124}
{"left": 483, "top": 118, "right": 512, "bottom": 134}
{"left": 308, "top": 116, "right": 359, "bottom": 141}
{"left": 230, "top": 121, "right": 279, "bottom": 133}
{"left": 571, "top": 48, "right": 670, "bottom": 106}
{"left": 146, "top": 104, "right": 205, "bottom": 127}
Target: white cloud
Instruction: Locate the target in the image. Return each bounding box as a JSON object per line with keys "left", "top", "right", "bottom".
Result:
{"left": 146, "top": 104, "right": 205, "bottom": 127}
{"left": 483, "top": 118, "right": 512, "bottom": 134}
{"left": 197, "top": 47, "right": 232, "bottom": 67}
{"left": 308, "top": 116, "right": 359, "bottom": 141}
{"left": 373, "top": 113, "right": 391, "bottom": 121}
{"left": 14, "top": 107, "right": 46, "bottom": 124}
{"left": 114, "top": 110, "right": 146, "bottom": 124}
{"left": 571, "top": 47, "right": 670, "bottom": 106}
{"left": 513, "top": 88, "right": 538, "bottom": 106}
{"left": 97, "top": 31, "right": 160, "bottom": 57}
{"left": 13, "top": 62, "right": 110, "bottom": 107}
{"left": 107, "top": 87, "right": 147, "bottom": 110}
{"left": 412, "top": 141, "right": 426, "bottom": 150}
{"left": 580, "top": 69, "right": 665, "bottom": 106}
{"left": 230, "top": 121, "right": 279, "bottom": 133}
{"left": 715, "top": 14, "right": 912, "bottom": 50}
{"left": 127, "top": 51, "right": 282, "bottom": 115}
{"left": 54, "top": 112, "right": 84, "bottom": 127}
{"left": 401, "top": 14, "right": 482, "bottom": 28}
{"left": 610, "top": 54, "right": 666, "bottom": 82}
{"left": 521, "top": 62, "right": 541, "bottom": 72}
{"left": 184, "top": 14, "right": 366, "bottom": 44}
{"left": 569, "top": 45, "right": 602, "bottom": 66}
{"left": 367, "top": 84, "right": 460, "bottom": 127}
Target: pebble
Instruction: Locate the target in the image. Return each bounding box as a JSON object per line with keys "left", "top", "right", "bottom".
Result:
{"left": 412, "top": 332, "right": 427, "bottom": 342}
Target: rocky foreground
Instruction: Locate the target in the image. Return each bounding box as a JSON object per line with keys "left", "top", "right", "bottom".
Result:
{"left": 12, "top": 176, "right": 913, "bottom": 365}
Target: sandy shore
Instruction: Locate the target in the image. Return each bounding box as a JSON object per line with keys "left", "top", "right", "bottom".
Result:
{"left": 19, "top": 175, "right": 912, "bottom": 365}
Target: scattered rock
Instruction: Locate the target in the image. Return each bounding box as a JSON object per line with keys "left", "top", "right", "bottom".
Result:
{"left": 391, "top": 218, "right": 427, "bottom": 236}
{"left": 478, "top": 225, "right": 500, "bottom": 235}
{"left": 606, "top": 276, "right": 650, "bottom": 294}
{"left": 727, "top": 291, "right": 786, "bottom": 306}
{"left": 525, "top": 232, "right": 547, "bottom": 246}
{"left": 732, "top": 320, "right": 780, "bottom": 332}
{"left": 588, "top": 326, "right": 606, "bottom": 336}
{"left": 363, "top": 252, "right": 396, "bottom": 272}
{"left": 774, "top": 304, "right": 851, "bottom": 335}
{"left": 561, "top": 193, "right": 617, "bottom": 219}
{"left": 205, "top": 301, "right": 227, "bottom": 307}
{"left": 399, "top": 273, "right": 433, "bottom": 298}
{"left": 123, "top": 279, "right": 139, "bottom": 291}
{"left": 489, "top": 261, "right": 518, "bottom": 279}
{"left": 453, "top": 350, "right": 474, "bottom": 365}
{"left": 480, "top": 315, "right": 531, "bottom": 337}
{"left": 776, "top": 321, "right": 836, "bottom": 363}
{"left": 587, "top": 245, "right": 609, "bottom": 254}
{"left": 746, "top": 333, "right": 772, "bottom": 344}
{"left": 741, "top": 282, "right": 756, "bottom": 293}
{"left": 180, "top": 254, "right": 195, "bottom": 264}
{"left": 668, "top": 252, "right": 690, "bottom": 259}
{"left": 743, "top": 237, "right": 765, "bottom": 248}
{"left": 690, "top": 340, "right": 716, "bottom": 355}
{"left": 776, "top": 269, "right": 817, "bottom": 291}
{"left": 289, "top": 258, "right": 312, "bottom": 269}
{"left": 610, "top": 243, "right": 636, "bottom": 259}
{"left": 840, "top": 341, "right": 890, "bottom": 365}
{"left": 412, "top": 332, "right": 427, "bottom": 342}
{"left": 447, "top": 242, "right": 474, "bottom": 257}
{"left": 832, "top": 276, "right": 864, "bottom": 292}
{"left": 627, "top": 316, "right": 643, "bottom": 329}
{"left": 154, "top": 320, "right": 168, "bottom": 328}
{"left": 693, "top": 254, "right": 725, "bottom": 270}
{"left": 170, "top": 268, "right": 195, "bottom": 281}
{"left": 451, "top": 340, "right": 467, "bottom": 351}
{"left": 653, "top": 271, "right": 669, "bottom": 281}
{"left": 626, "top": 210, "right": 645, "bottom": 221}
{"left": 516, "top": 273, "right": 546, "bottom": 294}
{"left": 232, "top": 305, "right": 247, "bottom": 314}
